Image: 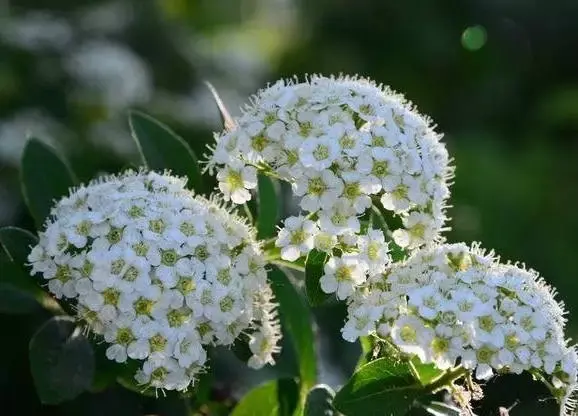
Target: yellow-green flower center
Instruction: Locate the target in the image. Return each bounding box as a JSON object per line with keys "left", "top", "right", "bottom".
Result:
{"left": 179, "top": 222, "right": 196, "bottom": 237}
{"left": 116, "top": 328, "right": 135, "bottom": 346}
{"left": 107, "top": 227, "right": 124, "bottom": 244}
{"left": 149, "top": 219, "right": 166, "bottom": 234}
{"left": 128, "top": 205, "right": 144, "bottom": 218}
{"left": 111, "top": 259, "right": 125, "bottom": 275}
{"left": 335, "top": 265, "right": 352, "bottom": 282}
{"left": 226, "top": 170, "right": 244, "bottom": 189}
{"left": 134, "top": 297, "right": 155, "bottom": 316}
{"left": 217, "top": 269, "right": 231, "bottom": 286}
{"left": 76, "top": 220, "right": 91, "bottom": 236}
{"left": 479, "top": 315, "right": 496, "bottom": 332}
{"left": 55, "top": 265, "right": 72, "bottom": 282}
{"left": 161, "top": 249, "right": 178, "bottom": 266}
{"left": 476, "top": 346, "right": 494, "bottom": 363}
{"left": 103, "top": 288, "right": 120, "bottom": 306}
{"left": 251, "top": 135, "right": 270, "bottom": 152}
{"left": 220, "top": 296, "right": 234, "bottom": 313}
{"left": 123, "top": 266, "right": 139, "bottom": 282}
{"left": 194, "top": 245, "right": 209, "bottom": 261}
{"left": 176, "top": 276, "right": 196, "bottom": 294}
{"left": 308, "top": 177, "right": 327, "bottom": 195}
{"left": 372, "top": 160, "right": 389, "bottom": 177}
{"left": 313, "top": 144, "right": 330, "bottom": 161}
{"left": 343, "top": 183, "right": 361, "bottom": 200}
{"left": 400, "top": 325, "right": 417, "bottom": 343}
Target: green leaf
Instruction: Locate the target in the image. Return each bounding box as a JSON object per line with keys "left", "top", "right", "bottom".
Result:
{"left": 333, "top": 358, "right": 424, "bottom": 416}
{"left": 257, "top": 175, "right": 278, "bottom": 239}
{"left": 21, "top": 139, "right": 76, "bottom": 228}
{"left": 269, "top": 267, "right": 317, "bottom": 412}
{"left": 305, "top": 249, "right": 330, "bottom": 306}
{"left": 231, "top": 379, "right": 298, "bottom": 416}
{"left": 421, "top": 401, "right": 462, "bottom": 416}
{"left": 304, "top": 384, "right": 335, "bottom": 416}
{"left": 0, "top": 226, "right": 37, "bottom": 265}
{"left": 29, "top": 316, "right": 95, "bottom": 404}
{"left": 129, "top": 111, "right": 203, "bottom": 192}
{"left": 411, "top": 358, "right": 444, "bottom": 386}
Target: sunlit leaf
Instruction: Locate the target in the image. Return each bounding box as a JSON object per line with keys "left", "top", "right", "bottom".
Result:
{"left": 231, "top": 379, "right": 298, "bottom": 416}
{"left": 333, "top": 357, "right": 424, "bottom": 416}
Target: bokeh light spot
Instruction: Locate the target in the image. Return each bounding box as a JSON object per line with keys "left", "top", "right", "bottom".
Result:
{"left": 461, "top": 25, "right": 487, "bottom": 51}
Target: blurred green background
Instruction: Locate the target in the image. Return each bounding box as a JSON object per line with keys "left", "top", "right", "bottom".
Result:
{"left": 1, "top": 0, "right": 577, "bottom": 415}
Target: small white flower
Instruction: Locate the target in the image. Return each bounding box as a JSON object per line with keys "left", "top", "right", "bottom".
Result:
{"left": 294, "top": 170, "right": 343, "bottom": 212}
{"left": 299, "top": 135, "right": 341, "bottom": 171}
{"left": 390, "top": 316, "right": 434, "bottom": 363}
{"left": 320, "top": 255, "right": 367, "bottom": 300}
{"left": 216, "top": 161, "right": 257, "bottom": 204}
{"left": 356, "top": 229, "right": 390, "bottom": 275}
{"left": 275, "top": 216, "right": 318, "bottom": 261}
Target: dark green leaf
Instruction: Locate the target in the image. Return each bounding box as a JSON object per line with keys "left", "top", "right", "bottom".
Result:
{"left": 116, "top": 359, "right": 157, "bottom": 397}
{"left": 232, "top": 332, "right": 253, "bottom": 363}
{"left": 0, "top": 254, "right": 64, "bottom": 315}
{"left": 257, "top": 174, "right": 278, "bottom": 239}
{"left": 0, "top": 226, "right": 37, "bottom": 265}
{"left": 231, "top": 379, "right": 298, "bottom": 416}
{"left": 117, "top": 374, "right": 157, "bottom": 398}
{"left": 305, "top": 249, "right": 330, "bottom": 306}
{"left": 29, "top": 316, "right": 95, "bottom": 404}
{"left": 21, "top": 139, "right": 76, "bottom": 228}
{"left": 277, "top": 378, "right": 299, "bottom": 416}
{"left": 421, "top": 401, "right": 462, "bottom": 416}
{"left": 333, "top": 357, "right": 424, "bottom": 416}
{"left": 129, "top": 111, "right": 203, "bottom": 192}
{"left": 270, "top": 267, "right": 317, "bottom": 389}
{"left": 304, "top": 384, "right": 335, "bottom": 416}
{"left": 0, "top": 283, "right": 40, "bottom": 314}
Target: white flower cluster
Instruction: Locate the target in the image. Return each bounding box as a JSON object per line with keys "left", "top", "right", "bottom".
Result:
{"left": 344, "top": 243, "right": 578, "bottom": 412}
{"left": 28, "top": 171, "right": 281, "bottom": 391}
{"left": 208, "top": 75, "right": 452, "bottom": 256}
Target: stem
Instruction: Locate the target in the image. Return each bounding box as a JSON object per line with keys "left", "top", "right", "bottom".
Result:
{"left": 408, "top": 360, "right": 421, "bottom": 383}
{"left": 371, "top": 204, "right": 390, "bottom": 235}
{"left": 269, "top": 259, "right": 306, "bottom": 273}
{"left": 242, "top": 203, "right": 254, "bottom": 223}
{"left": 425, "top": 366, "right": 469, "bottom": 394}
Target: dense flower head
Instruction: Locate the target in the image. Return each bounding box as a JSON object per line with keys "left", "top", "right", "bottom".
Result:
{"left": 207, "top": 74, "right": 453, "bottom": 257}
{"left": 28, "top": 170, "right": 281, "bottom": 391}
{"left": 344, "top": 243, "right": 577, "bottom": 414}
